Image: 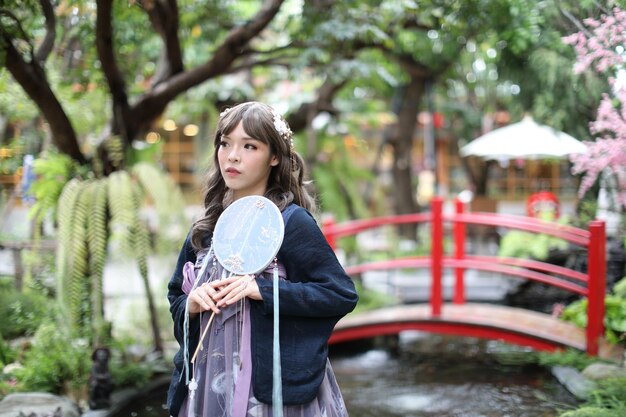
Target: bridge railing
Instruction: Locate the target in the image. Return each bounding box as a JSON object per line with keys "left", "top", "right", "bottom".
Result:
{"left": 322, "top": 196, "right": 606, "bottom": 356}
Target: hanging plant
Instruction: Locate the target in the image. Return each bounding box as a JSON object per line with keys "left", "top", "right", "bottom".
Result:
{"left": 31, "top": 143, "right": 186, "bottom": 352}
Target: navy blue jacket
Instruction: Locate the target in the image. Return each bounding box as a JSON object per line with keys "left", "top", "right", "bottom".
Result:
{"left": 166, "top": 205, "right": 358, "bottom": 415}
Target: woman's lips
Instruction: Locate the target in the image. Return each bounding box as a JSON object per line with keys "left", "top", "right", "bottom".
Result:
{"left": 225, "top": 167, "right": 241, "bottom": 176}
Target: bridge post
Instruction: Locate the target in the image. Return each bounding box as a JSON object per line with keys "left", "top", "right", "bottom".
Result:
{"left": 322, "top": 216, "right": 336, "bottom": 251}
{"left": 453, "top": 199, "right": 465, "bottom": 304}
{"left": 431, "top": 197, "right": 443, "bottom": 316}
{"left": 586, "top": 220, "right": 606, "bottom": 356}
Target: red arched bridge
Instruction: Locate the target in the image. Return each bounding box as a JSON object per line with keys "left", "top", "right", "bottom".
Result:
{"left": 322, "top": 197, "right": 622, "bottom": 361}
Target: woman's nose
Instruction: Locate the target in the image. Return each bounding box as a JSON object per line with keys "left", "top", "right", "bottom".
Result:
{"left": 228, "top": 148, "right": 240, "bottom": 162}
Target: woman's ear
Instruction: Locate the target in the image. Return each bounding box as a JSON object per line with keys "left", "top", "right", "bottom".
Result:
{"left": 270, "top": 154, "right": 279, "bottom": 167}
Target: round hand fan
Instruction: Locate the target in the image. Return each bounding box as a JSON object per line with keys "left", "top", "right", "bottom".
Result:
{"left": 212, "top": 195, "right": 284, "bottom": 275}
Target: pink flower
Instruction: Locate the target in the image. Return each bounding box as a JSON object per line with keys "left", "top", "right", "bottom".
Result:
{"left": 564, "top": 7, "right": 626, "bottom": 209}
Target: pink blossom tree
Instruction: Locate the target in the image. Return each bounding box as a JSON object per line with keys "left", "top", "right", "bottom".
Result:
{"left": 563, "top": 7, "right": 626, "bottom": 209}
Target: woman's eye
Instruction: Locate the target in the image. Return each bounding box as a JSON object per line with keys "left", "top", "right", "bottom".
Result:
{"left": 219, "top": 141, "right": 228, "bottom": 147}
{"left": 244, "top": 144, "right": 257, "bottom": 150}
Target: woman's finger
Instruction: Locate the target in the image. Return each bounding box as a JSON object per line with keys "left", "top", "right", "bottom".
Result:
{"left": 190, "top": 286, "right": 220, "bottom": 314}
{"left": 217, "top": 282, "right": 246, "bottom": 306}
{"left": 217, "top": 276, "right": 255, "bottom": 306}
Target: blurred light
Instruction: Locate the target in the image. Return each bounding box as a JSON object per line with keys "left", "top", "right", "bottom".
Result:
{"left": 343, "top": 135, "right": 357, "bottom": 149}
{"left": 418, "top": 112, "right": 431, "bottom": 125}
{"left": 183, "top": 124, "right": 199, "bottom": 136}
{"left": 146, "top": 132, "right": 160, "bottom": 143}
{"left": 473, "top": 59, "right": 486, "bottom": 72}
{"left": 163, "top": 119, "right": 177, "bottom": 131}
{"left": 312, "top": 112, "right": 331, "bottom": 130}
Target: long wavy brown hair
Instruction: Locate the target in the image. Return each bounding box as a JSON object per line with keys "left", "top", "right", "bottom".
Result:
{"left": 190, "top": 102, "right": 315, "bottom": 250}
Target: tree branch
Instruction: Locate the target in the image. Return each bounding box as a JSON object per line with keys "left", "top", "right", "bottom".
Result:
{"left": 130, "top": 0, "right": 285, "bottom": 132}
{"left": 0, "top": 8, "right": 35, "bottom": 60}
{"left": 287, "top": 76, "right": 347, "bottom": 132}
{"left": 558, "top": 5, "right": 593, "bottom": 37}
{"left": 225, "top": 55, "right": 296, "bottom": 74}
{"left": 95, "top": 0, "right": 132, "bottom": 144}
{"left": 138, "top": 0, "right": 184, "bottom": 85}
{"left": 3, "top": 35, "right": 85, "bottom": 163}
{"left": 34, "top": 0, "right": 55, "bottom": 63}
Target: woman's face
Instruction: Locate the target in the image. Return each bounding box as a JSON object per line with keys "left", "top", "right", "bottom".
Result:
{"left": 217, "top": 121, "right": 278, "bottom": 200}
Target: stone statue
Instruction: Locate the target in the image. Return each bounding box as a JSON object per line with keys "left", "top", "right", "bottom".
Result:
{"left": 88, "top": 347, "right": 113, "bottom": 410}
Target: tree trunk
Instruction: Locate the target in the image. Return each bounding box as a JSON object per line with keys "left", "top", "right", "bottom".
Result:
{"left": 4, "top": 41, "right": 86, "bottom": 163}
{"left": 388, "top": 76, "right": 424, "bottom": 239}
{"left": 461, "top": 157, "right": 494, "bottom": 196}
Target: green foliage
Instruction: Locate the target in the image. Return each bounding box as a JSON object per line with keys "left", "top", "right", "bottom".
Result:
{"left": 0, "top": 72, "right": 39, "bottom": 122}
{"left": 28, "top": 152, "right": 82, "bottom": 225}
{"left": 51, "top": 161, "right": 184, "bottom": 350}
{"left": 498, "top": 215, "right": 570, "bottom": 260}
{"left": 586, "top": 378, "right": 626, "bottom": 413}
{"left": 0, "top": 285, "right": 53, "bottom": 339}
{"left": 312, "top": 133, "right": 374, "bottom": 222}
{"left": 0, "top": 140, "right": 24, "bottom": 175}
{"left": 498, "top": 229, "right": 569, "bottom": 260}
{"left": 0, "top": 333, "right": 17, "bottom": 366}
{"left": 560, "top": 407, "right": 621, "bottom": 417}
{"left": 613, "top": 277, "right": 626, "bottom": 298}
{"left": 559, "top": 378, "right": 626, "bottom": 417}
{"left": 561, "top": 277, "right": 626, "bottom": 345}
{"left": 536, "top": 348, "right": 600, "bottom": 371}
{"left": 351, "top": 280, "right": 397, "bottom": 314}
{"left": 15, "top": 322, "right": 91, "bottom": 394}
{"left": 131, "top": 162, "right": 187, "bottom": 253}
{"left": 107, "top": 338, "right": 152, "bottom": 389}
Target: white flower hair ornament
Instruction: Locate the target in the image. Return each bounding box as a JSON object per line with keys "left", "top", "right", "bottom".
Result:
{"left": 272, "top": 110, "right": 294, "bottom": 149}
{"left": 220, "top": 107, "right": 232, "bottom": 117}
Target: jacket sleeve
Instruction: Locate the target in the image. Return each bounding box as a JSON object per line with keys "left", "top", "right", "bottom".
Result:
{"left": 255, "top": 207, "right": 358, "bottom": 318}
{"left": 167, "top": 231, "right": 199, "bottom": 347}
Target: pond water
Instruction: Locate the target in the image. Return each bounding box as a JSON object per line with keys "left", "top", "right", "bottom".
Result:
{"left": 114, "top": 333, "right": 579, "bottom": 417}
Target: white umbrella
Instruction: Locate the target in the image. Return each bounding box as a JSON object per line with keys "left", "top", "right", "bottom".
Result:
{"left": 459, "top": 115, "right": 587, "bottom": 160}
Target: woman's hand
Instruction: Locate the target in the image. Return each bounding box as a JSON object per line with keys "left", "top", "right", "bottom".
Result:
{"left": 210, "top": 274, "right": 262, "bottom": 307}
{"left": 187, "top": 282, "right": 221, "bottom": 315}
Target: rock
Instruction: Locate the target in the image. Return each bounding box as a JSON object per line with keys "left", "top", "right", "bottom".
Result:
{"left": 80, "top": 410, "right": 108, "bottom": 417}
{"left": 551, "top": 365, "right": 597, "bottom": 400}
{"left": 582, "top": 362, "right": 626, "bottom": 381}
{"left": 0, "top": 393, "right": 80, "bottom": 417}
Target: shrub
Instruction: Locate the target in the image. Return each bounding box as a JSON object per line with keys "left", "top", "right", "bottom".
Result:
{"left": 560, "top": 277, "right": 626, "bottom": 345}
{"left": 15, "top": 322, "right": 91, "bottom": 394}
{"left": 0, "top": 287, "right": 53, "bottom": 339}
{"left": 560, "top": 407, "right": 620, "bottom": 417}
{"left": 536, "top": 348, "right": 600, "bottom": 371}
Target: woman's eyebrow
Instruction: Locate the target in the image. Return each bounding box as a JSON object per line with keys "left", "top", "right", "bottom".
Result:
{"left": 222, "top": 134, "right": 260, "bottom": 141}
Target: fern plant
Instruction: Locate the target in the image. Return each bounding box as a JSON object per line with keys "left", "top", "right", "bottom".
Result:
{"left": 31, "top": 148, "right": 186, "bottom": 352}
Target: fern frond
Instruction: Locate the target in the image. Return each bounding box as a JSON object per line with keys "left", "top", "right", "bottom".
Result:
{"left": 132, "top": 183, "right": 150, "bottom": 281}
{"left": 68, "top": 180, "right": 92, "bottom": 337}
{"left": 104, "top": 136, "right": 124, "bottom": 169}
{"left": 131, "top": 162, "right": 187, "bottom": 251}
{"left": 107, "top": 170, "right": 135, "bottom": 256}
{"left": 56, "top": 179, "right": 83, "bottom": 307}
{"left": 87, "top": 179, "right": 108, "bottom": 340}
{"left": 29, "top": 152, "right": 75, "bottom": 225}
{"left": 131, "top": 181, "right": 163, "bottom": 352}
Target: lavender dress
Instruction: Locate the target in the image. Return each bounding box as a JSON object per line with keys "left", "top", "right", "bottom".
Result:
{"left": 179, "top": 250, "right": 349, "bottom": 417}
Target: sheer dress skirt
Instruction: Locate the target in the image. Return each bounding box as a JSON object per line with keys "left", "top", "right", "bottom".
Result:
{"left": 179, "top": 262, "right": 349, "bottom": 417}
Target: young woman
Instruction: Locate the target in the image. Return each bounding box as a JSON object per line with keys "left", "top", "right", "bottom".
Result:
{"left": 166, "top": 102, "right": 358, "bottom": 417}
